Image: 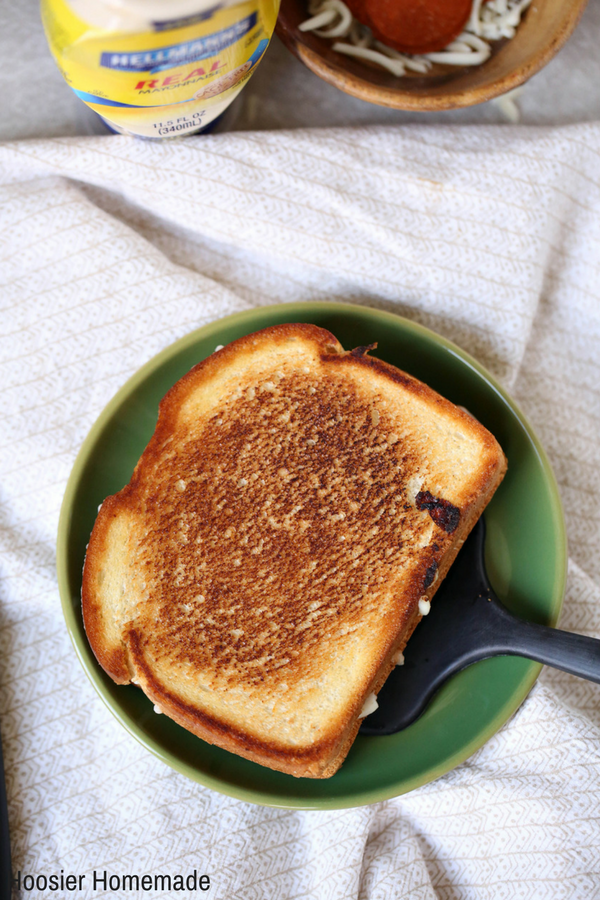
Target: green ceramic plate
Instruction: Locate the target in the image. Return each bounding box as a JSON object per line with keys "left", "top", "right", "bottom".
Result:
{"left": 57, "top": 302, "right": 566, "bottom": 809}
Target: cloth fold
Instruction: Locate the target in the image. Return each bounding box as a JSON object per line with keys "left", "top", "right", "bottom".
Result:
{"left": 1, "top": 124, "right": 599, "bottom": 899}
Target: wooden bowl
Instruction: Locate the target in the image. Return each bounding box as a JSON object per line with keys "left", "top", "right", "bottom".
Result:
{"left": 275, "top": 0, "right": 589, "bottom": 110}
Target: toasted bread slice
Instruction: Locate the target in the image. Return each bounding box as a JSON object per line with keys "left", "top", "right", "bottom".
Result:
{"left": 82, "top": 323, "right": 506, "bottom": 778}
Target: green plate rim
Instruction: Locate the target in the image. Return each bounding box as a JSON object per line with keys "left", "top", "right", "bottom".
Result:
{"left": 56, "top": 301, "right": 567, "bottom": 809}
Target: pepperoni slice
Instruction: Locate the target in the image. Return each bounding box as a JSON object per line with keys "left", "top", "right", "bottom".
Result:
{"left": 348, "top": 0, "right": 473, "bottom": 55}
{"left": 344, "top": 0, "right": 369, "bottom": 24}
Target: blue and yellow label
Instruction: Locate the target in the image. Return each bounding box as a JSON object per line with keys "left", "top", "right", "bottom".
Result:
{"left": 41, "top": 0, "right": 278, "bottom": 136}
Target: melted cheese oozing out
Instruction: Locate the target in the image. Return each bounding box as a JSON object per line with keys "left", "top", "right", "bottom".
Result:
{"left": 359, "top": 692, "right": 379, "bottom": 718}
{"left": 418, "top": 598, "right": 431, "bottom": 616}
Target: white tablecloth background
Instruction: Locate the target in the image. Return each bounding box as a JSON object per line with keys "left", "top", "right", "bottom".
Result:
{"left": 1, "top": 124, "right": 600, "bottom": 898}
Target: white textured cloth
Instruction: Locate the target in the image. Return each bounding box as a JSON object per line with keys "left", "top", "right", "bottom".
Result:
{"left": 1, "top": 125, "right": 600, "bottom": 899}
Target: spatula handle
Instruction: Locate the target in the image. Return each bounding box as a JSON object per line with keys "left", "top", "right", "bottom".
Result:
{"left": 489, "top": 597, "right": 600, "bottom": 683}
{"left": 360, "top": 517, "right": 598, "bottom": 737}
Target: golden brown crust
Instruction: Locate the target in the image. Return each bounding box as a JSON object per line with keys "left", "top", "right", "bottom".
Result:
{"left": 82, "top": 322, "right": 507, "bottom": 778}
{"left": 126, "top": 629, "right": 348, "bottom": 778}
{"left": 82, "top": 495, "right": 132, "bottom": 684}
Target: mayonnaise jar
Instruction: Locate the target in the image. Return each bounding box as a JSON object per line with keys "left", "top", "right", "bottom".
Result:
{"left": 41, "top": 0, "right": 279, "bottom": 137}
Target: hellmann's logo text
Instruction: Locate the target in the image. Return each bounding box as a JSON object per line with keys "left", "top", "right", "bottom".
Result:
{"left": 14, "top": 869, "right": 211, "bottom": 893}
{"left": 100, "top": 15, "right": 257, "bottom": 71}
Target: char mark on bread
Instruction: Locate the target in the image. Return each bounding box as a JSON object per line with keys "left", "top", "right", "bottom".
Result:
{"left": 415, "top": 490, "right": 460, "bottom": 533}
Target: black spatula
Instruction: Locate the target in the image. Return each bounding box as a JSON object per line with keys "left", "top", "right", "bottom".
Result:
{"left": 360, "top": 517, "right": 600, "bottom": 736}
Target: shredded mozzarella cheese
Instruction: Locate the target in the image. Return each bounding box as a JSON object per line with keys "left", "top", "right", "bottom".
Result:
{"left": 491, "top": 85, "right": 524, "bottom": 122}
{"left": 299, "top": 0, "right": 532, "bottom": 79}
{"left": 300, "top": 0, "right": 353, "bottom": 37}
{"left": 332, "top": 42, "right": 407, "bottom": 76}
